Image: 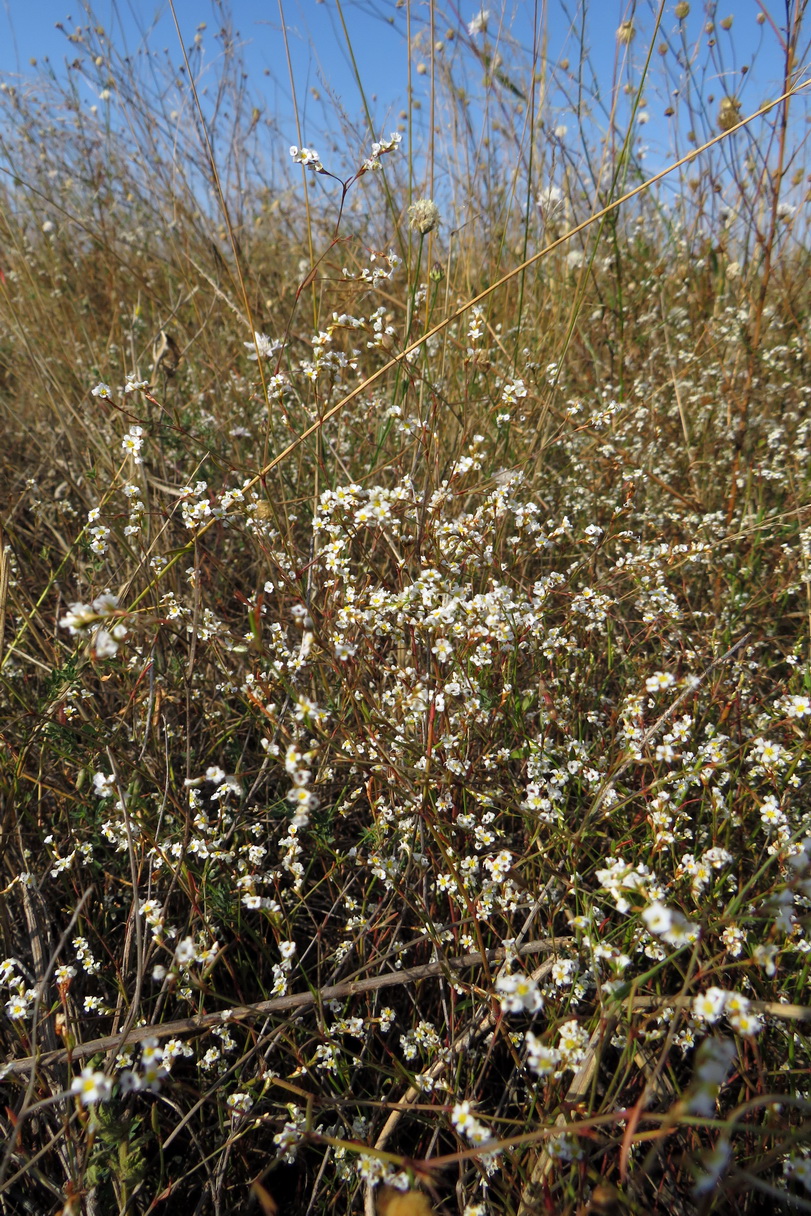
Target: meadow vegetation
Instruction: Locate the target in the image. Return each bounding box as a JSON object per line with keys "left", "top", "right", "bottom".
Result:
{"left": 0, "top": 2, "right": 811, "bottom": 1213}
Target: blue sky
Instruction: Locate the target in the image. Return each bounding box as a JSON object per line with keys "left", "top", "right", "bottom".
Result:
{"left": 0, "top": 3, "right": 799, "bottom": 116}
{"left": 0, "top": 2, "right": 806, "bottom": 184}
{"left": 0, "top": 1, "right": 409, "bottom": 123}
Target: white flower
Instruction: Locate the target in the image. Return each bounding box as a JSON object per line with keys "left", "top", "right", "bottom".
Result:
{"left": 695, "top": 1036, "right": 736, "bottom": 1086}
{"left": 289, "top": 145, "right": 323, "bottom": 171}
{"left": 227, "top": 1091, "right": 254, "bottom": 1116}
{"left": 642, "top": 901, "right": 673, "bottom": 935}
{"left": 93, "top": 771, "right": 115, "bottom": 797}
{"left": 174, "top": 937, "right": 197, "bottom": 965}
{"left": 693, "top": 1138, "right": 731, "bottom": 1195}
{"left": 728, "top": 1007, "right": 763, "bottom": 1036}
{"left": 451, "top": 1100, "right": 490, "bottom": 1145}
{"left": 92, "top": 626, "right": 125, "bottom": 659}
{"left": 467, "top": 8, "right": 490, "bottom": 36}
{"left": 124, "top": 373, "right": 150, "bottom": 393}
{"left": 551, "top": 958, "right": 577, "bottom": 987}
{"left": 784, "top": 1154, "right": 811, "bottom": 1193}
{"left": 724, "top": 992, "right": 763, "bottom": 1036}
{"left": 60, "top": 603, "right": 96, "bottom": 634}
{"left": 244, "top": 332, "right": 280, "bottom": 360}
{"left": 500, "top": 378, "right": 527, "bottom": 405}
{"left": 642, "top": 900, "right": 697, "bottom": 946}
{"left": 557, "top": 1019, "right": 589, "bottom": 1067}
{"left": 432, "top": 637, "right": 454, "bottom": 662}
{"left": 693, "top": 987, "right": 728, "bottom": 1024}
{"left": 525, "top": 1031, "right": 560, "bottom": 1077}
{"left": 121, "top": 425, "right": 145, "bottom": 462}
{"left": 752, "top": 943, "right": 778, "bottom": 977}
{"left": 0, "top": 959, "right": 19, "bottom": 985}
{"left": 451, "top": 1099, "right": 476, "bottom": 1134}
{"left": 5, "top": 992, "right": 30, "bottom": 1020}
{"left": 71, "top": 1067, "right": 112, "bottom": 1105}
{"left": 495, "top": 971, "right": 543, "bottom": 1014}
{"left": 547, "top": 1131, "right": 582, "bottom": 1161}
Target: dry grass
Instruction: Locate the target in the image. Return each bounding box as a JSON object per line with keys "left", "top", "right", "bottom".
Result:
{"left": 0, "top": 3, "right": 811, "bottom": 1214}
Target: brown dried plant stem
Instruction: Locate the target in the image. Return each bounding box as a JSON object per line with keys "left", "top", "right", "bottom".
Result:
{"left": 3, "top": 938, "right": 565, "bottom": 1079}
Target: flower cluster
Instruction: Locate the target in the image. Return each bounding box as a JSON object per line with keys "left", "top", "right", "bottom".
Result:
{"left": 59, "top": 591, "right": 128, "bottom": 659}
{"left": 692, "top": 987, "right": 764, "bottom": 1037}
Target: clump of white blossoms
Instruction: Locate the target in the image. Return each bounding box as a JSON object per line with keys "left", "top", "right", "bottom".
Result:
{"left": 693, "top": 1136, "right": 732, "bottom": 1196}
{"left": 692, "top": 987, "right": 763, "bottom": 1037}
{"left": 452, "top": 1100, "right": 492, "bottom": 1147}
{"left": 227, "top": 1091, "right": 254, "bottom": 1118}
{"left": 121, "top": 424, "right": 145, "bottom": 463}
{"left": 641, "top": 900, "right": 698, "bottom": 947}
{"left": 408, "top": 198, "right": 441, "bottom": 236}
{"left": 525, "top": 1031, "right": 561, "bottom": 1078}
{"left": 60, "top": 592, "right": 128, "bottom": 659}
{"left": 289, "top": 145, "right": 323, "bottom": 172}
{"left": 120, "top": 1037, "right": 172, "bottom": 1093}
{"left": 360, "top": 131, "right": 402, "bottom": 172}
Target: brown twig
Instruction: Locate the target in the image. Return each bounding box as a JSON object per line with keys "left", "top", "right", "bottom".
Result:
{"left": 2, "top": 938, "right": 564, "bottom": 1079}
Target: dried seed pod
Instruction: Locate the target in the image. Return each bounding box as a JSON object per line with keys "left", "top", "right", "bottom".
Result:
{"left": 718, "top": 96, "right": 742, "bottom": 132}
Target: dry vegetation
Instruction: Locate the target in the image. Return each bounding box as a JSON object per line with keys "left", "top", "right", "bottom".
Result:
{"left": 1, "top": 2, "right": 811, "bottom": 1214}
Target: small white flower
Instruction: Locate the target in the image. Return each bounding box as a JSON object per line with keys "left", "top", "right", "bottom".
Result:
{"left": 525, "top": 1031, "right": 560, "bottom": 1077}
{"left": 244, "top": 332, "right": 280, "bottom": 360}
{"left": 642, "top": 901, "right": 673, "bottom": 935}
{"left": 467, "top": 8, "right": 490, "bottom": 36}
{"left": 289, "top": 145, "right": 323, "bottom": 171}
{"left": 693, "top": 987, "right": 728, "bottom": 1024}
{"left": 71, "top": 1067, "right": 112, "bottom": 1105}
{"left": 60, "top": 603, "right": 97, "bottom": 634}
{"left": 227, "top": 1091, "right": 254, "bottom": 1116}
{"left": 5, "top": 993, "right": 30, "bottom": 1020}
{"left": 495, "top": 971, "right": 543, "bottom": 1014}
{"left": 93, "top": 771, "right": 115, "bottom": 797}
{"left": 92, "top": 627, "right": 124, "bottom": 659}
{"left": 174, "top": 937, "right": 197, "bottom": 965}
